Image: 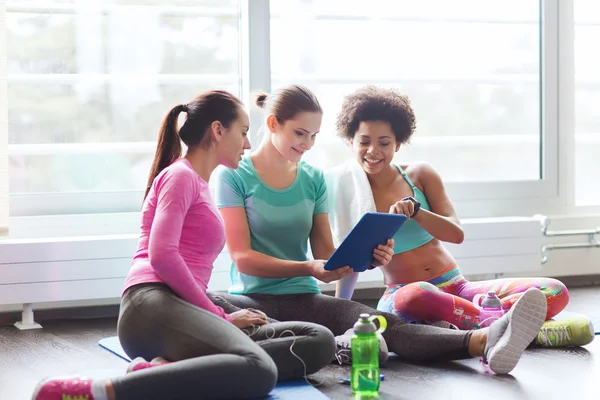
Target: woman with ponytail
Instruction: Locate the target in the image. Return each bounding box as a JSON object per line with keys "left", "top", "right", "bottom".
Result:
{"left": 32, "top": 90, "right": 336, "bottom": 400}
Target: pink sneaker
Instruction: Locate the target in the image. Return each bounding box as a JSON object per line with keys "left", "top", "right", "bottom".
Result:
{"left": 31, "top": 376, "right": 94, "bottom": 399}
{"left": 126, "top": 356, "right": 170, "bottom": 373}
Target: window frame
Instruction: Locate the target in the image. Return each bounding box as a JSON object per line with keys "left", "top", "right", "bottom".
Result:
{"left": 7, "top": 0, "right": 597, "bottom": 222}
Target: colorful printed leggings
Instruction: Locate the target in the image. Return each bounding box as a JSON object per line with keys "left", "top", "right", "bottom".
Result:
{"left": 376, "top": 265, "right": 569, "bottom": 330}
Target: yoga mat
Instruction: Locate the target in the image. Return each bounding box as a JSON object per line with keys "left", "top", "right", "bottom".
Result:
{"left": 554, "top": 310, "right": 600, "bottom": 335}
{"left": 98, "top": 336, "right": 131, "bottom": 362}
{"left": 98, "top": 336, "right": 330, "bottom": 399}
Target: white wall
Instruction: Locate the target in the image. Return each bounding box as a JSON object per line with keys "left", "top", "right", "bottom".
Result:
{"left": 0, "top": 213, "right": 597, "bottom": 315}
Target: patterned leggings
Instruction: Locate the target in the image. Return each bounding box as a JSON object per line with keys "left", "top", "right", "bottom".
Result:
{"left": 377, "top": 265, "right": 569, "bottom": 330}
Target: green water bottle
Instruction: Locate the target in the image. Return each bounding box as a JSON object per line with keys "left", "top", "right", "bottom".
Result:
{"left": 351, "top": 313, "right": 387, "bottom": 396}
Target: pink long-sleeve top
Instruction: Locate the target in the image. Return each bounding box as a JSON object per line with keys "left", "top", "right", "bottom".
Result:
{"left": 123, "top": 158, "right": 232, "bottom": 322}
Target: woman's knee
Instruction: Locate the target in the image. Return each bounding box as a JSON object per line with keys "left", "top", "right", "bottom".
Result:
{"left": 392, "top": 282, "right": 438, "bottom": 311}
{"left": 287, "top": 322, "right": 336, "bottom": 375}
{"left": 307, "top": 323, "right": 336, "bottom": 371}
{"left": 551, "top": 278, "right": 569, "bottom": 300}
{"left": 268, "top": 321, "right": 335, "bottom": 378}
{"left": 544, "top": 278, "right": 570, "bottom": 317}
{"left": 242, "top": 348, "right": 279, "bottom": 398}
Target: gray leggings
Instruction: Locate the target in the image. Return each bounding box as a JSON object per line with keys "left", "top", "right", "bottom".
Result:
{"left": 208, "top": 292, "right": 473, "bottom": 362}
{"left": 111, "top": 283, "right": 336, "bottom": 400}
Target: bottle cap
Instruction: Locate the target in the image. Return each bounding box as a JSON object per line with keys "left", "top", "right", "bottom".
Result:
{"left": 482, "top": 291, "right": 502, "bottom": 308}
{"left": 354, "top": 314, "right": 377, "bottom": 334}
{"left": 353, "top": 314, "right": 388, "bottom": 335}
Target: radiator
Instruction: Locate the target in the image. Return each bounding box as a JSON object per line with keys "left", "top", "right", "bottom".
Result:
{"left": 0, "top": 216, "right": 542, "bottom": 329}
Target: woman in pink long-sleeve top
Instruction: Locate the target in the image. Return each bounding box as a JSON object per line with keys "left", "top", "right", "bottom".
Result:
{"left": 32, "top": 90, "right": 336, "bottom": 400}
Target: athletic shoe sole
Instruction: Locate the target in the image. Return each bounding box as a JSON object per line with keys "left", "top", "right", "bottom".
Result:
{"left": 587, "top": 321, "right": 595, "bottom": 344}
{"left": 487, "top": 288, "right": 547, "bottom": 374}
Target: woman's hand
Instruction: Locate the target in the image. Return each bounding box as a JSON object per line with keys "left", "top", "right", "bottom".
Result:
{"left": 230, "top": 309, "right": 269, "bottom": 329}
{"left": 307, "top": 260, "right": 352, "bottom": 283}
{"left": 389, "top": 199, "right": 415, "bottom": 218}
{"left": 369, "top": 239, "right": 395, "bottom": 269}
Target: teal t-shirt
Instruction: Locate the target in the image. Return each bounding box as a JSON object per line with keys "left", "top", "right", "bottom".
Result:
{"left": 214, "top": 157, "right": 327, "bottom": 295}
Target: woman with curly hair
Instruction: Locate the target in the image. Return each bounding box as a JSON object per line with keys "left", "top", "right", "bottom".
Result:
{"left": 326, "top": 85, "right": 594, "bottom": 348}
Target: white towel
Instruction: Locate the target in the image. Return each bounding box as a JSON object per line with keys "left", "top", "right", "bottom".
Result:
{"left": 324, "top": 161, "right": 377, "bottom": 247}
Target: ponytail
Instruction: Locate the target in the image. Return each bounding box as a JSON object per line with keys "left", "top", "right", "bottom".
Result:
{"left": 144, "top": 90, "right": 244, "bottom": 201}
{"left": 145, "top": 104, "right": 186, "bottom": 199}
{"left": 253, "top": 91, "right": 268, "bottom": 109}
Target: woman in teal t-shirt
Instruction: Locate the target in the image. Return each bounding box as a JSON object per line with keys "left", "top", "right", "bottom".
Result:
{"left": 212, "top": 84, "right": 548, "bottom": 375}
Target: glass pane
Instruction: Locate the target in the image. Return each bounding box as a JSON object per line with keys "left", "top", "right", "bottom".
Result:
{"left": 9, "top": 153, "right": 152, "bottom": 193}
{"left": 575, "top": 0, "right": 599, "bottom": 24}
{"left": 9, "top": 1, "right": 238, "bottom": 8}
{"left": 106, "top": 0, "right": 237, "bottom": 5}
{"left": 9, "top": 0, "right": 74, "bottom": 4}
{"left": 7, "top": 13, "right": 240, "bottom": 74}
{"left": 9, "top": 83, "right": 239, "bottom": 144}
{"left": 575, "top": 0, "right": 600, "bottom": 206}
{"left": 270, "top": 0, "right": 541, "bottom": 183}
{"left": 7, "top": 1, "right": 242, "bottom": 194}
{"left": 271, "top": 0, "right": 539, "bottom": 21}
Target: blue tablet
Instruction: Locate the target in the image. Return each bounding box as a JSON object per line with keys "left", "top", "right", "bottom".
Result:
{"left": 324, "top": 212, "right": 407, "bottom": 272}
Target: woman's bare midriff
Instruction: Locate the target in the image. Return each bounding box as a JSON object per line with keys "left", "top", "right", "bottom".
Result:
{"left": 381, "top": 239, "right": 457, "bottom": 285}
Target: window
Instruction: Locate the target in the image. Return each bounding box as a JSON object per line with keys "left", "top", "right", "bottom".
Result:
{"left": 4, "top": 0, "right": 598, "bottom": 224}
{"left": 270, "top": 0, "right": 543, "bottom": 184}
{"left": 575, "top": 0, "right": 600, "bottom": 206}
{"left": 7, "top": 0, "right": 241, "bottom": 215}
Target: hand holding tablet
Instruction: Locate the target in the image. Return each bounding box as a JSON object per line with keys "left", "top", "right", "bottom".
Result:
{"left": 324, "top": 212, "right": 407, "bottom": 272}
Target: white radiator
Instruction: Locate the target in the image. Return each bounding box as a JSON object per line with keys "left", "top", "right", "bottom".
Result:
{"left": 0, "top": 216, "right": 542, "bottom": 328}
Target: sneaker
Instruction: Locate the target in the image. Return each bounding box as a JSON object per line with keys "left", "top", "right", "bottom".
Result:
{"left": 126, "top": 356, "right": 170, "bottom": 373}
{"left": 483, "top": 288, "right": 547, "bottom": 374}
{"left": 334, "top": 329, "right": 389, "bottom": 365}
{"left": 31, "top": 376, "right": 94, "bottom": 400}
{"left": 537, "top": 316, "right": 595, "bottom": 347}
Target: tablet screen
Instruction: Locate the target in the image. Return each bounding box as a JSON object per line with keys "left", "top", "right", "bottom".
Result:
{"left": 324, "top": 212, "right": 407, "bottom": 272}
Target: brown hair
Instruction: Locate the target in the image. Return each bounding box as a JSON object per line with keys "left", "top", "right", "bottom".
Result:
{"left": 253, "top": 84, "right": 322, "bottom": 124}
{"left": 145, "top": 89, "right": 243, "bottom": 199}
{"left": 336, "top": 85, "right": 416, "bottom": 144}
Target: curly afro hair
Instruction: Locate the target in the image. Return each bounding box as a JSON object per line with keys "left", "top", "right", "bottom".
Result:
{"left": 336, "top": 85, "right": 416, "bottom": 144}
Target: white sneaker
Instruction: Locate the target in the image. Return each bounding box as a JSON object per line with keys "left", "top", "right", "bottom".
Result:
{"left": 334, "top": 329, "right": 389, "bottom": 365}
{"left": 483, "top": 288, "right": 547, "bottom": 374}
